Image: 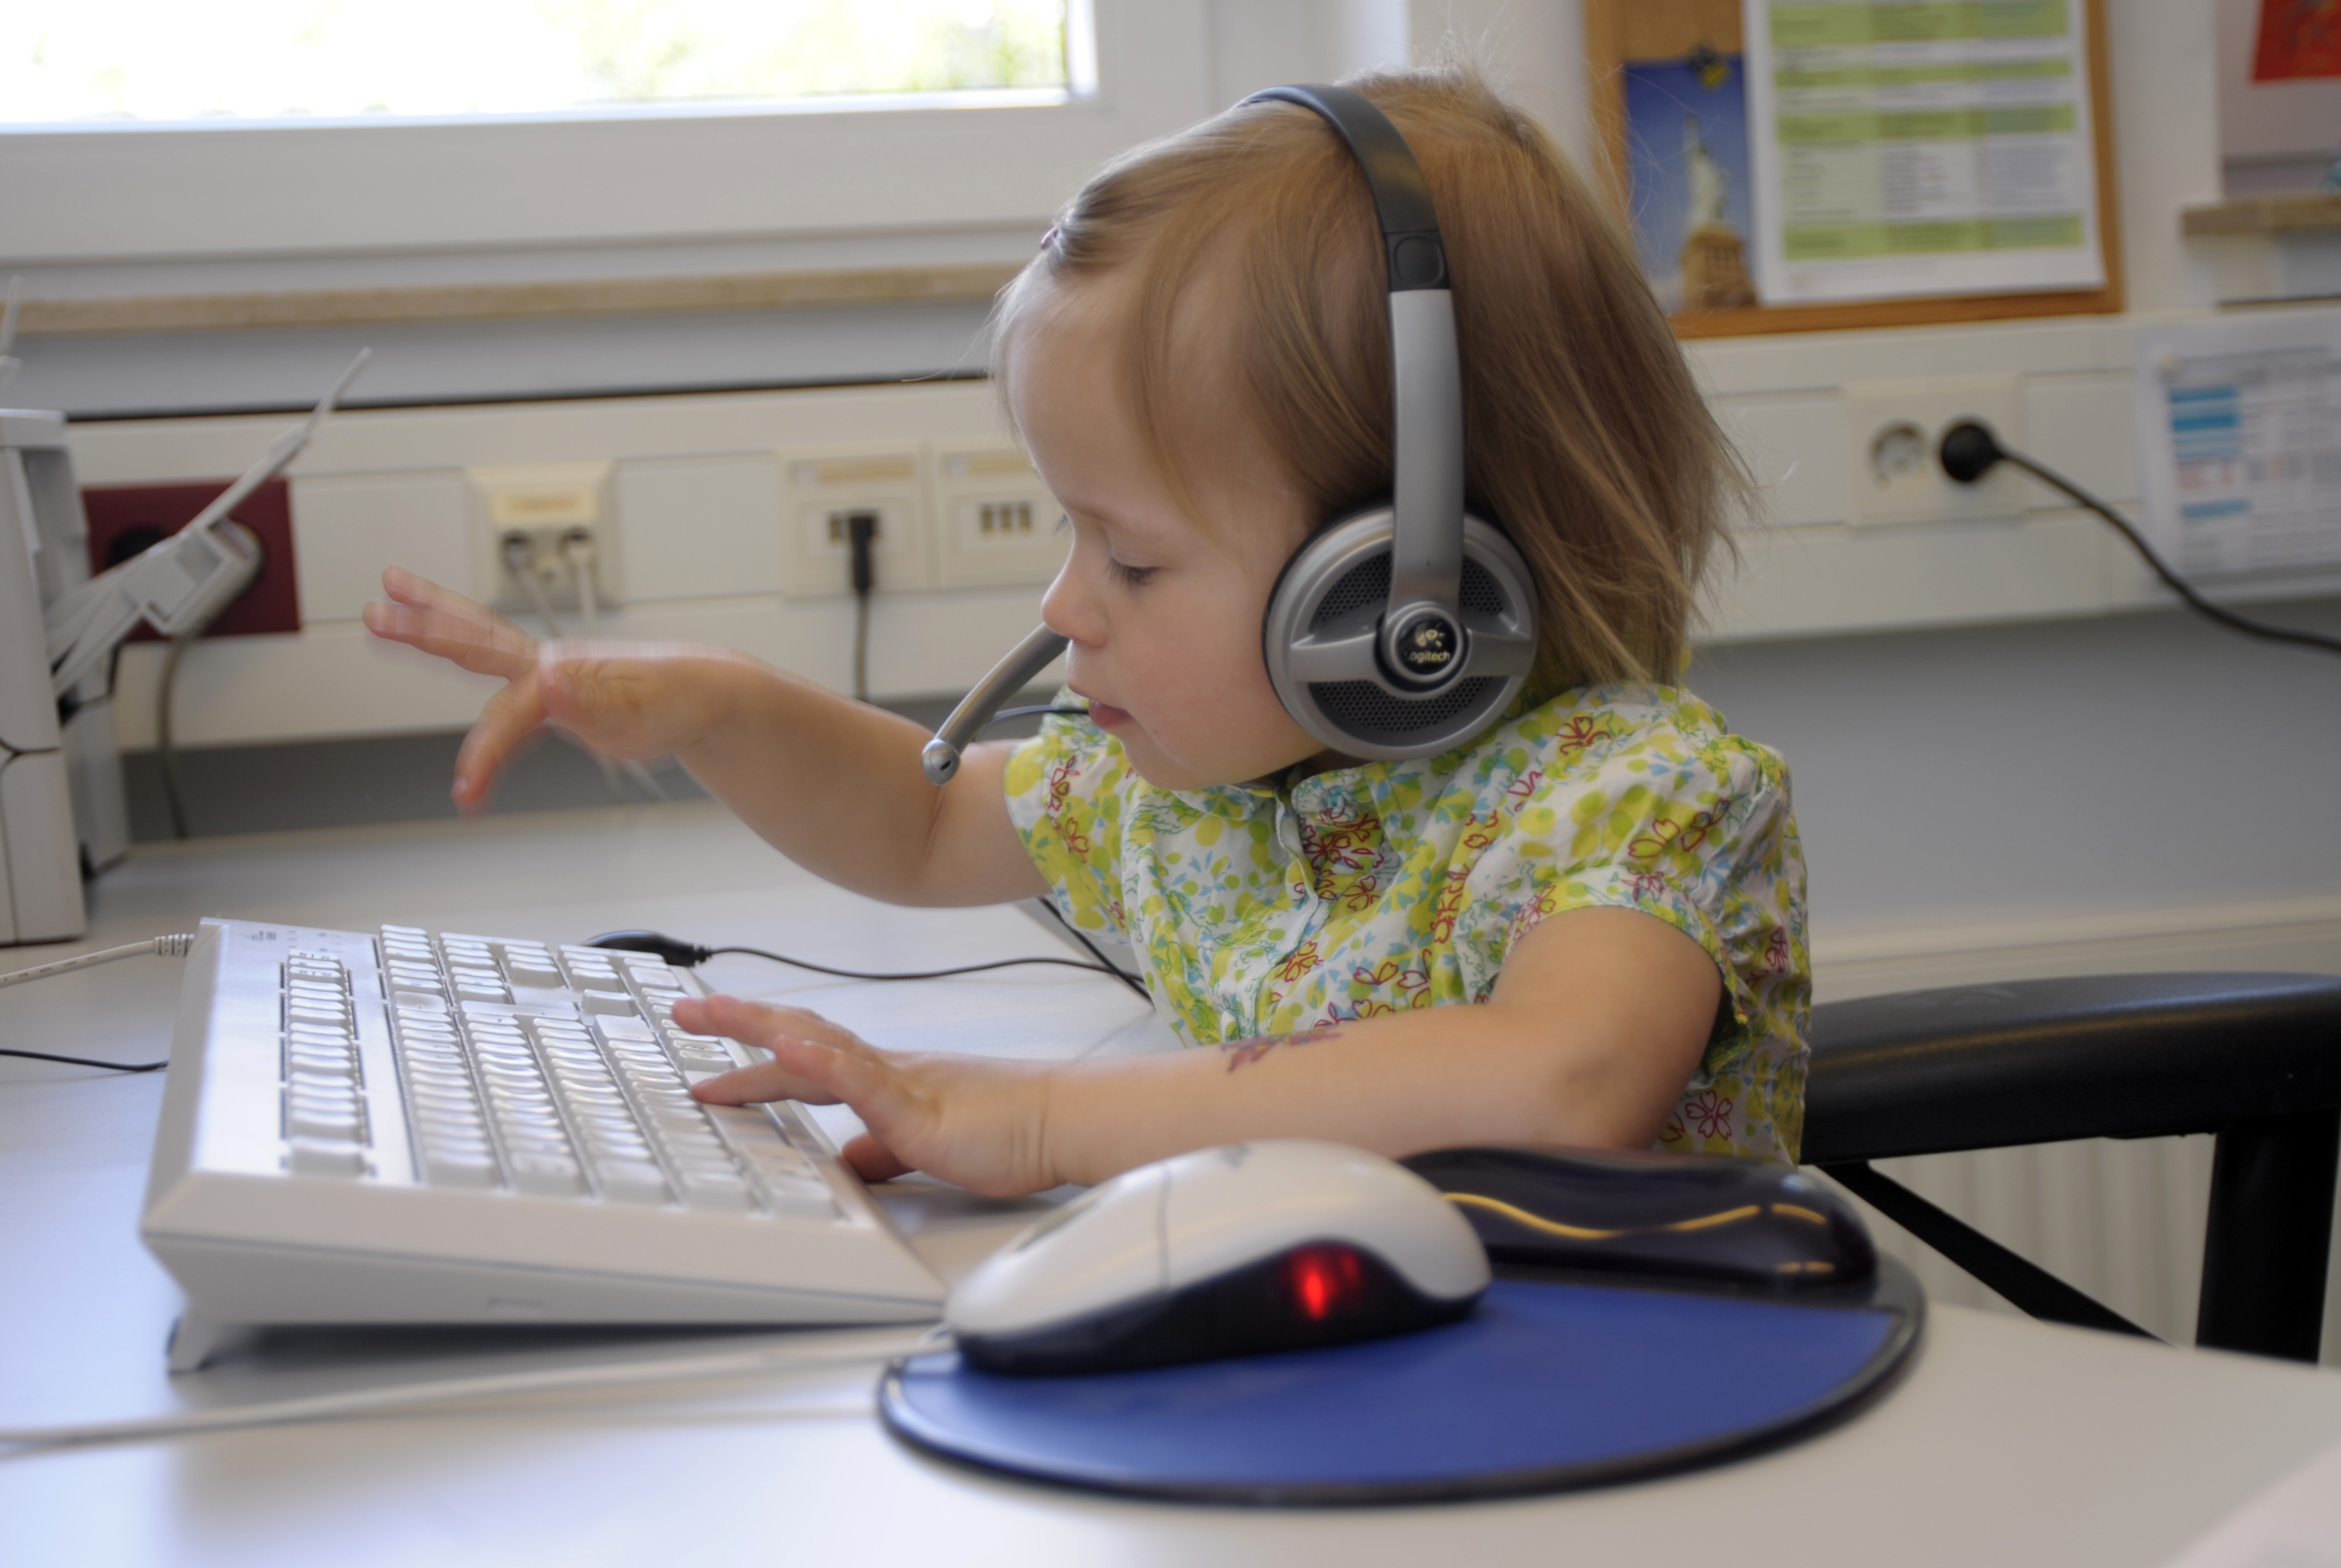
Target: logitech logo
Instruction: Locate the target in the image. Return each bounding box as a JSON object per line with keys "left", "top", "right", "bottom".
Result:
{"left": 1400, "top": 620, "right": 1455, "bottom": 671}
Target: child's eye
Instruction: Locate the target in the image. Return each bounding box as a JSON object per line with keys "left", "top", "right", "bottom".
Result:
{"left": 1107, "top": 558, "right": 1158, "bottom": 588}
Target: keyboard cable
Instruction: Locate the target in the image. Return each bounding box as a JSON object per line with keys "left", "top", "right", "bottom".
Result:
{"left": 588, "top": 925, "right": 1152, "bottom": 1002}
{"left": 0, "top": 1323, "right": 952, "bottom": 1451}
{"left": 0, "top": 933, "right": 196, "bottom": 1072}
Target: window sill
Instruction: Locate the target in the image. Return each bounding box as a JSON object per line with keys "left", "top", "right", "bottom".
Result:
{"left": 18, "top": 264, "right": 1024, "bottom": 339}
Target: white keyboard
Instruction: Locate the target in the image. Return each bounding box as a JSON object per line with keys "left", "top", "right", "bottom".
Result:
{"left": 142, "top": 919, "right": 944, "bottom": 1328}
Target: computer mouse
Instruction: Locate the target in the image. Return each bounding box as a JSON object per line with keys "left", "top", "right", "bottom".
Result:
{"left": 1398, "top": 1145, "right": 1875, "bottom": 1289}
{"left": 946, "top": 1141, "right": 1491, "bottom": 1376}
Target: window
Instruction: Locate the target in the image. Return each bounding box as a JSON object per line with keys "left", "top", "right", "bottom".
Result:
{"left": 7, "top": 0, "right": 1071, "bottom": 124}
{"left": 1, "top": 1, "right": 1213, "bottom": 271}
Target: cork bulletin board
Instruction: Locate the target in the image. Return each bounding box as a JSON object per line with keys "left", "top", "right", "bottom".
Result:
{"left": 1583, "top": 0, "right": 2124, "bottom": 338}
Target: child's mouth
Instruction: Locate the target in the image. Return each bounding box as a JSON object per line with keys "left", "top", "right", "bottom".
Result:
{"left": 1087, "top": 701, "right": 1133, "bottom": 730}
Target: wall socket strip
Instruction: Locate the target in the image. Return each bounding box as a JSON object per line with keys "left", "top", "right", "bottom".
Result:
{"left": 1841, "top": 375, "right": 2030, "bottom": 528}
{"left": 776, "top": 441, "right": 1063, "bottom": 598}
{"left": 76, "top": 317, "right": 2341, "bottom": 756}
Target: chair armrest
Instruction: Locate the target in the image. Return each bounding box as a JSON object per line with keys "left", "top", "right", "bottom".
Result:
{"left": 1801, "top": 972, "right": 2341, "bottom": 1165}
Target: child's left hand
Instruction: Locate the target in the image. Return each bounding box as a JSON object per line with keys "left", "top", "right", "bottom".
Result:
{"left": 674, "top": 994, "right": 1060, "bottom": 1197}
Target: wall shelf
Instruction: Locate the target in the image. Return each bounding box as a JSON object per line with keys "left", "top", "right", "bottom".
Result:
{"left": 2183, "top": 192, "right": 2341, "bottom": 237}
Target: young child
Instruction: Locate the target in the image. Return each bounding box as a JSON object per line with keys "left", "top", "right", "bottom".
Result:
{"left": 364, "top": 65, "right": 1808, "bottom": 1199}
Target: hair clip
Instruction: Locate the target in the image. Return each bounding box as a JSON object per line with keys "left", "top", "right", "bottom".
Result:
{"left": 1038, "top": 225, "right": 1059, "bottom": 251}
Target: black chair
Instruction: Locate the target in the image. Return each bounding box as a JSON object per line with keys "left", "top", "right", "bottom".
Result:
{"left": 1802, "top": 972, "right": 2341, "bottom": 1362}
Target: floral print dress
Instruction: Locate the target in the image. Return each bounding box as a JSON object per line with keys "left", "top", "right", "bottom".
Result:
{"left": 1002, "top": 683, "right": 1811, "bottom": 1162}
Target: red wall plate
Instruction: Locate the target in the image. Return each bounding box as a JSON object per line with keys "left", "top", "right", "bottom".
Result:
{"left": 81, "top": 479, "right": 302, "bottom": 639}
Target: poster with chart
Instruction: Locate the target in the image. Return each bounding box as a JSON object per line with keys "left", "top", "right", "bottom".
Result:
{"left": 2135, "top": 313, "right": 2341, "bottom": 582}
{"left": 1741, "top": 0, "right": 2106, "bottom": 305}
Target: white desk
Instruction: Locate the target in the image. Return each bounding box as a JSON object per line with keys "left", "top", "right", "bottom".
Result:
{"left": 5, "top": 803, "right": 2340, "bottom": 1567}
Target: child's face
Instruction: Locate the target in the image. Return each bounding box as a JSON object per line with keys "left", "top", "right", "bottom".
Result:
{"left": 1010, "top": 276, "right": 1334, "bottom": 791}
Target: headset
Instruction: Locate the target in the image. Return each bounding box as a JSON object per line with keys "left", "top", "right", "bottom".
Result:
{"left": 921, "top": 83, "right": 1539, "bottom": 786}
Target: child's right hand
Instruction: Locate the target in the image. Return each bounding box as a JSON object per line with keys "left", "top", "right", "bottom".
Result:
{"left": 362, "top": 566, "right": 753, "bottom": 808}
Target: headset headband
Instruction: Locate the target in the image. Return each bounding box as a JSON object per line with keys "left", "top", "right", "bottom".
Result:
{"left": 1239, "top": 84, "right": 1466, "bottom": 670}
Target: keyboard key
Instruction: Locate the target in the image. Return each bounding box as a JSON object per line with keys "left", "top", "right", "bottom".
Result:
{"left": 510, "top": 1153, "right": 586, "bottom": 1197}
{"left": 596, "top": 1160, "right": 670, "bottom": 1205}
{"left": 758, "top": 1182, "right": 840, "bottom": 1220}
{"left": 288, "top": 1138, "right": 369, "bottom": 1178}
{"left": 288, "top": 1045, "right": 356, "bottom": 1070}
{"left": 421, "top": 1147, "right": 501, "bottom": 1188}
{"left": 680, "top": 1173, "right": 754, "bottom": 1213}
{"left": 289, "top": 1105, "right": 365, "bottom": 1140}
{"left": 580, "top": 990, "right": 639, "bottom": 1019}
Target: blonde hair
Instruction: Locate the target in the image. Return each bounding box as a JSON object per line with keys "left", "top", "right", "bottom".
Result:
{"left": 992, "top": 63, "right": 1742, "bottom": 689}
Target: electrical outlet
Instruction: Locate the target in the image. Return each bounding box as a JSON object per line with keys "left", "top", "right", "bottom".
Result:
{"left": 775, "top": 445, "right": 932, "bottom": 597}
{"left": 931, "top": 444, "right": 1067, "bottom": 590}
{"left": 81, "top": 478, "right": 301, "bottom": 638}
{"left": 466, "top": 463, "right": 620, "bottom": 615}
{"left": 1843, "top": 375, "right": 2030, "bottom": 527}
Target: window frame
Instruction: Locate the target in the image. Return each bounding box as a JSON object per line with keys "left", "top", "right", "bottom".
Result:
{"left": 0, "top": 1, "right": 1213, "bottom": 267}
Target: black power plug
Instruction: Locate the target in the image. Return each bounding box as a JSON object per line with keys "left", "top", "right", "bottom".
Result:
{"left": 846, "top": 510, "right": 878, "bottom": 595}
{"left": 845, "top": 510, "right": 878, "bottom": 702}
{"left": 1938, "top": 421, "right": 2005, "bottom": 484}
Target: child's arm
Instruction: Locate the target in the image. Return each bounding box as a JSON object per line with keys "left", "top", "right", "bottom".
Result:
{"left": 681, "top": 905, "right": 1720, "bottom": 1195}
{"left": 362, "top": 568, "right": 1045, "bottom": 907}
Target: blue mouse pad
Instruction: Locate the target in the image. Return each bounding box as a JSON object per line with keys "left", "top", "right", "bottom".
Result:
{"left": 880, "top": 1266, "right": 1923, "bottom": 1505}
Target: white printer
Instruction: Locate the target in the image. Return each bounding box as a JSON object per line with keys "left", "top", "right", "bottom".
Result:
{"left": 1, "top": 352, "right": 368, "bottom": 947}
{"left": 0, "top": 408, "right": 122, "bottom": 944}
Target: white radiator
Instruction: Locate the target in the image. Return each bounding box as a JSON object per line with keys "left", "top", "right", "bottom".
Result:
{"left": 1825, "top": 1133, "right": 2341, "bottom": 1367}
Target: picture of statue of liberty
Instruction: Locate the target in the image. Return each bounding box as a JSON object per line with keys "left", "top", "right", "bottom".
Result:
{"left": 1678, "top": 111, "right": 1756, "bottom": 309}
{"left": 1622, "top": 48, "right": 1758, "bottom": 314}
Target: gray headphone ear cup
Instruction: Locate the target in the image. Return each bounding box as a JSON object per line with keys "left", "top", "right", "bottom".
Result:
{"left": 1262, "top": 507, "right": 1541, "bottom": 760}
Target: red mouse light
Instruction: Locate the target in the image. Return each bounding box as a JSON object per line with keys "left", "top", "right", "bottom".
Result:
{"left": 1281, "top": 1244, "right": 1368, "bottom": 1322}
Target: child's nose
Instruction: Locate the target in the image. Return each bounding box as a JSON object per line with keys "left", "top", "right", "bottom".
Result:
{"left": 1039, "top": 555, "right": 1104, "bottom": 648}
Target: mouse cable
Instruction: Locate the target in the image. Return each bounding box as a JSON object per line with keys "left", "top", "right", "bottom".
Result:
{"left": 586, "top": 929, "right": 1149, "bottom": 1000}
{"left": 0, "top": 935, "right": 195, "bottom": 1074}
{"left": 950, "top": 702, "right": 1149, "bottom": 997}
{"left": 1940, "top": 422, "right": 2341, "bottom": 658}
{"left": 1019, "top": 895, "right": 1152, "bottom": 1001}
{"left": 0, "top": 1323, "right": 950, "bottom": 1451}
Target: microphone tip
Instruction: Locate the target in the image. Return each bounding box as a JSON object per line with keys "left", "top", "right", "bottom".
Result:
{"left": 920, "top": 738, "right": 961, "bottom": 786}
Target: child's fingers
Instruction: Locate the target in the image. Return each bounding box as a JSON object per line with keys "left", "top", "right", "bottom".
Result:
{"left": 675, "top": 996, "right": 877, "bottom": 1058}
{"left": 449, "top": 673, "right": 549, "bottom": 808}
{"left": 363, "top": 598, "right": 536, "bottom": 680}
{"left": 690, "top": 1033, "right": 903, "bottom": 1119}
{"left": 381, "top": 565, "right": 519, "bottom": 632}
{"left": 687, "top": 1035, "right": 854, "bottom": 1107}
{"left": 837, "top": 1133, "right": 914, "bottom": 1185}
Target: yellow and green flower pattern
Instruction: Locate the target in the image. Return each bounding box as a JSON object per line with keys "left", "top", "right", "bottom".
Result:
{"left": 1002, "top": 684, "right": 1811, "bottom": 1162}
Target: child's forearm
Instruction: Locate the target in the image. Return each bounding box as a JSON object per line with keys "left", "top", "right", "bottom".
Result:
{"left": 672, "top": 659, "right": 1045, "bottom": 907}
{"left": 686, "top": 907, "right": 1721, "bottom": 1197}
{"left": 1039, "top": 907, "right": 1719, "bottom": 1185}
{"left": 1042, "top": 1009, "right": 1664, "bottom": 1185}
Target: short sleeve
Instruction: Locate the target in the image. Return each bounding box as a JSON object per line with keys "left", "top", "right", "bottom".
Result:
{"left": 1490, "top": 739, "right": 1798, "bottom": 1025}
{"left": 1002, "top": 702, "right": 1132, "bottom": 936}
{"left": 1462, "top": 702, "right": 1811, "bottom": 1160}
